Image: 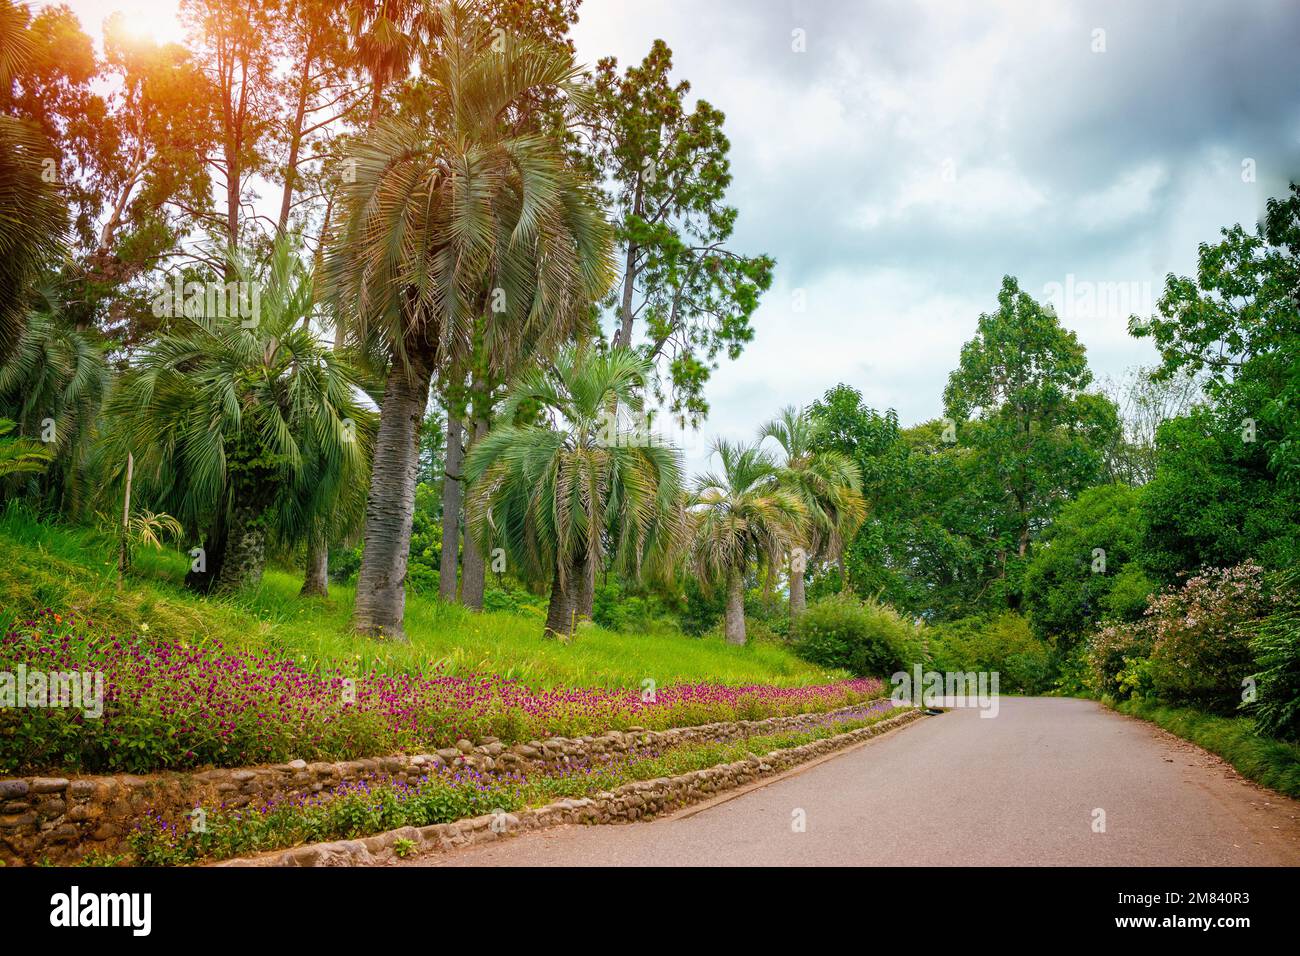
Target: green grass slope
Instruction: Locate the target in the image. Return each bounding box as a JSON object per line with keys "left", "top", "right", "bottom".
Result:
{"left": 0, "top": 508, "right": 842, "bottom": 689}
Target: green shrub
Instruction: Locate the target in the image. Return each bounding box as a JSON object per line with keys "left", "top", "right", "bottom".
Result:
{"left": 928, "top": 612, "right": 1052, "bottom": 694}
{"left": 1023, "top": 484, "right": 1150, "bottom": 649}
{"left": 1249, "top": 570, "right": 1300, "bottom": 741}
{"left": 1085, "top": 620, "right": 1154, "bottom": 699}
{"left": 1146, "top": 563, "right": 1274, "bottom": 713}
{"left": 793, "top": 594, "right": 925, "bottom": 677}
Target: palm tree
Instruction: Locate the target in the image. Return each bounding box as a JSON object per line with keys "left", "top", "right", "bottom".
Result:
{"left": 0, "top": 302, "right": 109, "bottom": 515}
{"left": 327, "top": 5, "right": 614, "bottom": 638}
{"left": 688, "top": 439, "right": 806, "bottom": 645}
{"left": 108, "top": 238, "right": 373, "bottom": 594}
{"left": 348, "top": 0, "right": 440, "bottom": 127}
{"left": 760, "top": 405, "right": 866, "bottom": 618}
{"left": 463, "top": 346, "right": 682, "bottom": 639}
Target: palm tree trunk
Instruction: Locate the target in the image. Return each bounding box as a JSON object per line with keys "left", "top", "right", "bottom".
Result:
{"left": 460, "top": 415, "right": 488, "bottom": 610}
{"left": 301, "top": 536, "right": 329, "bottom": 597}
{"left": 438, "top": 411, "right": 463, "bottom": 603}
{"left": 789, "top": 560, "right": 807, "bottom": 618}
{"left": 352, "top": 352, "right": 433, "bottom": 640}
{"left": 214, "top": 500, "right": 268, "bottom": 594}
{"left": 543, "top": 563, "right": 573, "bottom": 639}
{"left": 724, "top": 568, "right": 747, "bottom": 645}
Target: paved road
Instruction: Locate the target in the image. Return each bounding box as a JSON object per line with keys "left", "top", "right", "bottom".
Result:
{"left": 402, "top": 697, "right": 1300, "bottom": 866}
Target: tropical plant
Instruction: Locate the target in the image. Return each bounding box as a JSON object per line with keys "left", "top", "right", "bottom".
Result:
{"left": 463, "top": 346, "right": 683, "bottom": 639}
{"left": 327, "top": 3, "right": 615, "bottom": 638}
{"left": 0, "top": 0, "right": 67, "bottom": 362}
{"left": 105, "top": 237, "right": 373, "bottom": 594}
{"left": 688, "top": 439, "right": 805, "bottom": 645}
{"left": 0, "top": 417, "right": 51, "bottom": 479}
{"left": 1249, "top": 569, "right": 1300, "bottom": 741}
{"left": 0, "top": 303, "right": 109, "bottom": 514}
{"left": 760, "top": 404, "right": 864, "bottom": 619}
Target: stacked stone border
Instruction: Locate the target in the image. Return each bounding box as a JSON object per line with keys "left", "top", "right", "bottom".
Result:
{"left": 0, "top": 698, "right": 904, "bottom": 865}
{"left": 217, "top": 707, "right": 927, "bottom": 867}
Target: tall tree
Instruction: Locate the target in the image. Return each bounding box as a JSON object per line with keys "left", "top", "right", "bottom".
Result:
{"left": 327, "top": 4, "right": 614, "bottom": 638}
{"left": 943, "top": 276, "right": 1119, "bottom": 604}
{"left": 1133, "top": 183, "right": 1300, "bottom": 486}
{"left": 585, "top": 39, "right": 774, "bottom": 425}
{"left": 182, "top": 0, "right": 279, "bottom": 248}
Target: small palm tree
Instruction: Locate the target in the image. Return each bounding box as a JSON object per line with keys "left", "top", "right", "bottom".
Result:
{"left": 463, "top": 346, "right": 682, "bottom": 639}
{"left": 689, "top": 439, "right": 806, "bottom": 645}
{"left": 760, "top": 405, "right": 866, "bottom": 618}
{"left": 108, "top": 237, "right": 373, "bottom": 594}
{"left": 0, "top": 303, "right": 108, "bottom": 514}
{"left": 328, "top": 3, "right": 615, "bottom": 638}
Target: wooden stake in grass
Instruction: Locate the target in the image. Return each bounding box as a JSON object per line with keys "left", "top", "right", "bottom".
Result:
{"left": 118, "top": 451, "right": 133, "bottom": 591}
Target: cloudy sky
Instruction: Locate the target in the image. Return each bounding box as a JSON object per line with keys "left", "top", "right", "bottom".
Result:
{"left": 58, "top": 0, "right": 1300, "bottom": 473}
{"left": 568, "top": 0, "right": 1300, "bottom": 469}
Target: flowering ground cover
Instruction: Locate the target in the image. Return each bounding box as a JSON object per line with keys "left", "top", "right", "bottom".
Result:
{"left": 1, "top": 610, "right": 886, "bottom": 774}
{"left": 126, "top": 700, "right": 903, "bottom": 866}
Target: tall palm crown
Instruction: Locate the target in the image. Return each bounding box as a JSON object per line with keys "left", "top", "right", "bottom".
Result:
{"left": 328, "top": 1, "right": 615, "bottom": 638}
{"left": 689, "top": 438, "right": 806, "bottom": 644}
{"left": 107, "top": 238, "right": 373, "bottom": 593}
{"left": 760, "top": 405, "right": 866, "bottom": 593}
{"left": 464, "top": 346, "right": 682, "bottom": 638}
{"left": 327, "top": 3, "right": 614, "bottom": 380}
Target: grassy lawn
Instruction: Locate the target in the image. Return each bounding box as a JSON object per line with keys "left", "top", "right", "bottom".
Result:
{"left": 0, "top": 508, "right": 841, "bottom": 689}
{"left": 1112, "top": 697, "right": 1300, "bottom": 799}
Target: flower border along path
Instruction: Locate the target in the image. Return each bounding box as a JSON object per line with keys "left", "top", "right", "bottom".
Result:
{"left": 215, "top": 707, "right": 928, "bottom": 867}
{"left": 1, "top": 697, "right": 899, "bottom": 865}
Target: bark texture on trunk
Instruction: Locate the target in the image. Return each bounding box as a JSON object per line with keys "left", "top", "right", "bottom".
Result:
{"left": 460, "top": 415, "right": 488, "bottom": 610}
{"left": 301, "top": 537, "right": 329, "bottom": 597}
{"left": 544, "top": 563, "right": 574, "bottom": 639}
{"left": 438, "top": 412, "right": 464, "bottom": 603}
{"left": 213, "top": 501, "right": 268, "bottom": 594}
{"left": 724, "top": 568, "right": 747, "bottom": 645}
{"left": 352, "top": 353, "right": 433, "bottom": 640}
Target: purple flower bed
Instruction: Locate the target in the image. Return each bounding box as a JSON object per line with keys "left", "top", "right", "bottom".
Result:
{"left": 1, "top": 610, "right": 885, "bottom": 774}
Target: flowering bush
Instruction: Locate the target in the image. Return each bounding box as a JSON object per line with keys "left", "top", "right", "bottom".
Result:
{"left": 0, "top": 610, "right": 885, "bottom": 773}
{"left": 1086, "top": 562, "right": 1285, "bottom": 712}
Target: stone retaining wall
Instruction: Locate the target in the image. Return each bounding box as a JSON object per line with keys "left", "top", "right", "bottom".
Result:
{"left": 0, "top": 699, "right": 897, "bottom": 865}
{"left": 218, "top": 707, "right": 926, "bottom": 867}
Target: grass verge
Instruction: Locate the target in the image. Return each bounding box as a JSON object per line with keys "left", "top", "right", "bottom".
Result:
{"left": 1111, "top": 697, "right": 1300, "bottom": 798}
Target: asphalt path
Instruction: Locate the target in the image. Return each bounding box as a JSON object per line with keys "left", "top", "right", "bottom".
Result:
{"left": 400, "top": 697, "right": 1300, "bottom": 866}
